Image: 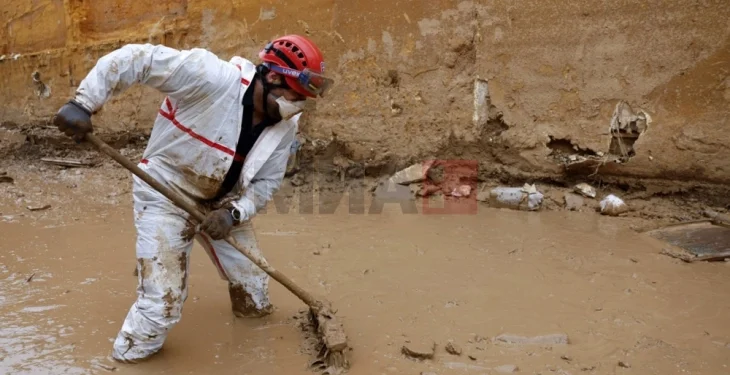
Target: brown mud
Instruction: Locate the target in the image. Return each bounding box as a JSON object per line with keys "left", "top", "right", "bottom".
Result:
{"left": 2, "top": 146, "right": 730, "bottom": 374}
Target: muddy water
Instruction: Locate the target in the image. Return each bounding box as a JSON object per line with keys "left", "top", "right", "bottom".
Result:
{"left": 2, "top": 198, "right": 730, "bottom": 375}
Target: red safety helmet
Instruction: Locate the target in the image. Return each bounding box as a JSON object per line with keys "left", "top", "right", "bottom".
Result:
{"left": 258, "top": 35, "right": 333, "bottom": 98}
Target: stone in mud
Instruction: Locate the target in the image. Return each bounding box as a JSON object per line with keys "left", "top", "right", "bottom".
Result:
{"left": 427, "top": 163, "right": 444, "bottom": 183}
{"left": 401, "top": 342, "right": 436, "bottom": 360}
{"left": 600, "top": 194, "right": 629, "bottom": 216}
{"left": 495, "top": 364, "right": 519, "bottom": 373}
{"left": 445, "top": 342, "right": 462, "bottom": 356}
{"left": 26, "top": 204, "right": 51, "bottom": 211}
{"left": 563, "top": 193, "right": 585, "bottom": 211}
{"left": 390, "top": 162, "right": 432, "bottom": 185}
{"left": 494, "top": 333, "right": 569, "bottom": 345}
{"left": 574, "top": 183, "right": 596, "bottom": 198}
{"left": 290, "top": 173, "right": 305, "bottom": 186}
{"left": 476, "top": 189, "right": 491, "bottom": 202}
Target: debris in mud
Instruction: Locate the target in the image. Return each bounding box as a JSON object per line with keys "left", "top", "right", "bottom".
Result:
{"left": 468, "top": 354, "right": 477, "bottom": 361}
{"left": 412, "top": 184, "right": 441, "bottom": 197}
{"left": 494, "top": 333, "right": 569, "bottom": 345}
{"left": 26, "top": 273, "right": 36, "bottom": 282}
{"left": 26, "top": 204, "right": 51, "bottom": 212}
{"left": 427, "top": 163, "right": 444, "bottom": 183}
{"left": 574, "top": 183, "right": 596, "bottom": 198}
{"left": 0, "top": 173, "right": 13, "bottom": 184}
{"left": 294, "top": 308, "right": 349, "bottom": 375}
{"left": 561, "top": 355, "right": 572, "bottom": 361}
{"left": 41, "top": 157, "right": 94, "bottom": 168}
{"left": 92, "top": 363, "right": 118, "bottom": 372}
{"left": 618, "top": 361, "right": 631, "bottom": 368}
{"left": 390, "top": 162, "right": 432, "bottom": 185}
{"left": 450, "top": 185, "right": 472, "bottom": 197}
{"left": 704, "top": 209, "right": 730, "bottom": 228}
{"left": 495, "top": 364, "right": 519, "bottom": 373}
{"left": 609, "top": 101, "right": 651, "bottom": 159}
{"left": 401, "top": 341, "right": 436, "bottom": 360}
{"left": 476, "top": 188, "right": 491, "bottom": 202}
{"left": 563, "top": 193, "right": 585, "bottom": 211}
{"left": 600, "top": 194, "right": 628, "bottom": 216}
{"left": 489, "top": 184, "right": 544, "bottom": 211}
{"left": 445, "top": 341, "right": 462, "bottom": 356}
{"left": 291, "top": 174, "right": 305, "bottom": 186}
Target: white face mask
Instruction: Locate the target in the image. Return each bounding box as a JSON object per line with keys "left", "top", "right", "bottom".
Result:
{"left": 276, "top": 97, "right": 306, "bottom": 120}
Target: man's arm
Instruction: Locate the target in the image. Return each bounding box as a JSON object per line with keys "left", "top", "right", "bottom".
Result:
{"left": 74, "top": 43, "right": 228, "bottom": 113}
{"left": 231, "top": 126, "right": 297, "bottom": 223}
{"left": 55, "top": 43, "right": 231, "bottom": 142}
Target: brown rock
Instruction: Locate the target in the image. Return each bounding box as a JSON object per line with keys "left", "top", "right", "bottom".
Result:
{"left": 445, "top": 342, "right": 462, "bottom": 356}
{"left": 401, "top": 342, "right": 436, "bottom": 360}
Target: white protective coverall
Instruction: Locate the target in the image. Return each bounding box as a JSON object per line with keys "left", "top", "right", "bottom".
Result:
{"left": 72, "top": 43, "right": 298, "bottom": 362}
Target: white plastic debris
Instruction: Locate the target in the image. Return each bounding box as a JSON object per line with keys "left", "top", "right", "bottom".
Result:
{"left": 600, "top": 194, "right": 629, "bottom": 216}
{"left": 489, "top": 183, "right": 544, "bottom": 211}
{"left": 574, "top": 183, "right": 596, "bottom": 198}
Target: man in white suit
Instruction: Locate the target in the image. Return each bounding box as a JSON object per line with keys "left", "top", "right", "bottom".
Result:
{"left": 52, "top": 35, "right": 333, "bottom": 363}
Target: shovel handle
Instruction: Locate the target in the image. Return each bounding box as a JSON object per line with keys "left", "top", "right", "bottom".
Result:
{"left": 85, "top": 133, "right": 319, "bottom": 308}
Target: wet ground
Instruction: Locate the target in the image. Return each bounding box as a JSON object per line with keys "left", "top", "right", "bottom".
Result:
{"left": 2, "top": 164, "right": 730, "bottom": 375}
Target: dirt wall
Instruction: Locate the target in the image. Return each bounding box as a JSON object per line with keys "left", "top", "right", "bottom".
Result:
{"left": 1, "top": 0, "right": 729, "bottom": 183}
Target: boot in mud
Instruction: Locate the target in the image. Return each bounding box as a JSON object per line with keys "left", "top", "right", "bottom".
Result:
{"left": 228, "top": 282, "right": 274, "bottom": 318}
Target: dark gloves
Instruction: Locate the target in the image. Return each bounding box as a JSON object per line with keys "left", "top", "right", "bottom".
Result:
{"left": 53, "top": 100, "right": 93, "bottom": 143}
{"left": 201, "top": 208, "right": 234, "bottom": 240}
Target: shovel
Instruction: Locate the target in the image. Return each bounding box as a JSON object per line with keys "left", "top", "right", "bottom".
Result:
{"left": 85, "top": 133, "right": 349, "bottom": 373}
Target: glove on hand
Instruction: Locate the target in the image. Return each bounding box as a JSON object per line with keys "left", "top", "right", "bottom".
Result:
{"left": 201, "top": 208, "right": 234, "bottom": 240}
{"left": 53, "top": 100, "right": 93, "bottom": 143}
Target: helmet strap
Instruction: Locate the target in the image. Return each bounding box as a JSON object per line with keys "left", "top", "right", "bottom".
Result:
{"left": 255, "top": 64, "right": 291, "bottom": 119}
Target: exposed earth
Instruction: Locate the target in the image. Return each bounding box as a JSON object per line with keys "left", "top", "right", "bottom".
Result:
{"left": 1, "top": 137, "right": 730, "bottom": 375}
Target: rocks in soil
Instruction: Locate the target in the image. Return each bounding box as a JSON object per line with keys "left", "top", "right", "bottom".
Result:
{"left": 444, "top": 342, "right": 462, "bottom": 356}
{"left": 494, "top": 333, "right": 569, "bottom": 345}
{"left": 390, "top": 162, "right": 432, "bottom": 185}
{"left": 476, "top": 188, "right": 491, "bottom": 202}
{"left": 426, "top": 163, "right": 444, "bottom": 183}
{"left": 563, "top": 193, "right": 585, "bottom": 211}
{"left": 0, "top": 175, "right": 13, "bottom": 184}
{"left": 495, "top": 364, "right": 519, "bottom": 373}
{"left": 401, "top": 341, "right": 436, "bottom": 360}
{"left": 26, "top": 204, "right": 51, "bottom": 212}
{"left": 574, "top": 183, "right": 596, "bottom": 198}
{"left": 600, "top": 194, "right": 629, "bottom": 216}
{"left": 290, "top": 174, "right": 305, "bottom": 186}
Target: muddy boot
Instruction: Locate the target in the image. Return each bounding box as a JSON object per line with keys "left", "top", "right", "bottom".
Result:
{"left": 228, "top": 283, "right": 273, "bottom": 318}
